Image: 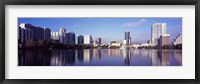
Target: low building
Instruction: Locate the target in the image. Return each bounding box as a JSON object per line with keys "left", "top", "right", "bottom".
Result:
{"left": 159, "top": 34, "right": 170, "bottom": 46}
{"left": 110, "top": 41, "right": 121, "bottom": 47}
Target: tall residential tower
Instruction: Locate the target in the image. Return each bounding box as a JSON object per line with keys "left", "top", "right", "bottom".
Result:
{"left": 151, "top": 23, "right": 166, "bottom": 46}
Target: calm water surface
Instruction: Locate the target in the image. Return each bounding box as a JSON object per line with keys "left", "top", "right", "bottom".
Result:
{"left": 18, "top": 49, "right": 182, "bottom": 66}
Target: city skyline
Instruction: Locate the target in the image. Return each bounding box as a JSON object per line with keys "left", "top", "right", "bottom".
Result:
{"left": 18, "top": 18, "right": 182, "bottom": 44}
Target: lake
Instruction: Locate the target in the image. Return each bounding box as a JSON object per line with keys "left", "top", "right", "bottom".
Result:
{"left": 18, "top": 49, "right": 182, "bottom": 66}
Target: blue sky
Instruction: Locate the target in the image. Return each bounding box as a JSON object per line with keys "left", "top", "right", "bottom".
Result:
{"left": 18, "top": 18, "right": 182, "bottom": 44}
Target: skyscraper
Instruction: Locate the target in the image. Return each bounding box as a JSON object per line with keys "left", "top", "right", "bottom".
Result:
{"left": 67, "top": 32, "right": 76, "bottom": 45}
{"left": 78, "top": 35, "right": 84, "bottom": 45}
{"left": 51, "top": 32, "right": 60, "bottom": 40}
{"left": 19, "top": 24, "right": 33, "bottom": 42}
{"left": 124, "top": 32, "right": 131, "bottom": 45}
{"left": 59, "top": 28, "right": 66, "bottom": 44}
{"left": 44, "top": 28, "right": 51, "bottom": 41}
{"left": 19, "top": 23, "right": 45, "bottom": 42}
{"left": 84, "top": 35, "right": 92, "bottom": 45}
{"left": 93, "top": 38, "right": 101, "bottom": 46}
{"left": 96, "top": 38, "right": 101, "bottom": 44}
{"left": 151, "top": 23, "right": 167, "bottom": 46}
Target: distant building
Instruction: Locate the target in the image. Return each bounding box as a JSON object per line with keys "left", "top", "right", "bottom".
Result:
{"left": 159, "top": 34, "right": 170, "bottom": 46}
{"left": 147, "top": 40, "right": 151, "bottom": 44}
{"left": 59, "top": 28, "right": 66, "bottom": 44}
{"left": 44, "top": 28, "right": 51, "bottom": 41}
{"left": 78, "top": 35, "right": 84, "bottom": 45}
{"left": 123, "top": 40, "right": 127, "bottom": 45}
{"left": 96, "top": 38, "right": 101, "bottom": 44}
{"left": 35, "top": 27, "right": 45, "bottom": 40}
{"left": 124, "top": 32, "right": 131, "bottom": 45}
{"left": 84, "top": 35, "right": 92, "bottom": 45}
{"left": 173, "top": 33, "right": 182, "bottom": 45}
{"left": 110, "top": 41, "right": 121, "bottom": 47}
{"left": 19, "top": 24, "right": 33, "bottom": 43}
{"left": 93, "top": 38, "right": 101, "bottom": 46}
{"left": 51, "top": 32, "right": 60, "bottom": 40}
{"left": 67, "top": 32, "right": 76, "bottom": 45}
{"left": 151, "top": 23, "right": 166, "bottom": 46}
{"left": 19, "top": 23, "right": 45, "bottom": 42}
{"left": 51, "top": 32, "right": 60, "bottom": 43}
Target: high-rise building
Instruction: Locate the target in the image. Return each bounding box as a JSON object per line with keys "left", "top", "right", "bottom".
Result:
{"left": 124, "top": 32, "right": 131, "bottom": 45}
{"left": 93, "top": 38, "right": 101, "bottom": 46}
{"left": 84, "top": 35, "right": 92, "bottom": 45}
{"left": 19, "top": 23, "right": 45, "bottom": 42}
{"left": 151, "top": 23, "right": 167, "bottom": 46}
{"left": 19, "top": 24, "right": 33, "bottom": 42}
{"left": 51, "top": 32, "right": 60, "bottom": 40}
{"left": 96, "top": 38, "right": 101, "bottom": 44}
{"left": 147, "top": 40, "right": 151, "bottom": 44}
{"left": 173, "top": 33, "right": 182, "bottom": 45}
{"left": 59, "top": 28, "right": 66, "bottom": 44}
{"left": 67, "top": 32, "right": 76, "bottom": 45}
{"left": 44, "top": 28, "right": 51, "bottom": 41}
{"left": 78, "top": 35, "right": 84, "bottom": 45}
{"left": 159, "top": 34, "right": 170, "bottom": 46}
{"left": 35, "top": 27, "right": 45, "bottom": 40}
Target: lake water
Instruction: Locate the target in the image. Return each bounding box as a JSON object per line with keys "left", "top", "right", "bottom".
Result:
{"left": 18, "top": 49, "right": 182, "bottom": 66}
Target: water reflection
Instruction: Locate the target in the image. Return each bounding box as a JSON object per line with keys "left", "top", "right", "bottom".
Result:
{"left": 18, "top": 49, "right": 182, "bottom": 66}
{"left": 122, "top": 49, "right": 131, "bottom": 66}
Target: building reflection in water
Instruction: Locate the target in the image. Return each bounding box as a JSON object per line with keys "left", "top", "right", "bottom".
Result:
{"left": 108, "top": 49, "right": 120, "bottom": 57}
{"left": 174, "top": 50, "right": 182, "bottom": 65}
{"left": 151, "top": 49, "right": 172, "bottom": 66}
{"left": 93, "top": 49, "right": 101, "bottom": 60}
{"left": 122, "top": 49, "right": 131, "bottom": 66}
{"left": 151, "top": 50, "right": 161, "bottom": 66}
{"left": 83, "top": 49, "right": 93, "bottom": 63}
{"left": 77, "top": 49, "right": 84, "bottom": 62}
{"left": 18, "top": 49, "right": 182, "bottom": 66}
{"left": 18, "top": 49, "right": 51, "bottom": 66}
{"left": 160, "top": 50, "right": 170, "bottom": 66}
{"left": 50, "top": 50, "right": 75, "bottom": 66}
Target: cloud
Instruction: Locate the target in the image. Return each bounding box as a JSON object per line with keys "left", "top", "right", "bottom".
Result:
{"left": 122, "top": 19, "right": 147, "bottom": 28}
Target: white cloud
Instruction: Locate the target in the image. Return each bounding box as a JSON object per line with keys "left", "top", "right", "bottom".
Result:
{"left": 122, "top": 19, "right": 147, "bottom": 28}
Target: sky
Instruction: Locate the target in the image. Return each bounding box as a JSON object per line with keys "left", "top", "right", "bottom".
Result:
{"left": 18, "top": 18, "right": 182, "bottom": 44}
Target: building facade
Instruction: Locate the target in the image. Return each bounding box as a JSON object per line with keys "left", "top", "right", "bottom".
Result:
{"left": 67, "top": 32, "right": 76, "bottom": 45}
{"left": 59, "top": 28, "right": 66, "bottom": 44}
{"left": 151, "top": 23, "right": 167, "bottom": 46}
{"left": 78, "top": 35, "right": 84, "bottom": 45}
{"left": 124, "top": 32, "right": 131, "bottom": 45}
{"left": 19, "top": 25, "right": 33, "bottom": 43}
{"left": 159, "top": 34, "right": 170, "bottom": 46}
{"left": 84, "top": 35, "right": 92, "bottom": 45}
{"left": 51, "top": 32, "right": 60, "bottom": 40}
{"left": 44, "top": 28, "right": 51, "bottom": 41}
{"left": 19, "top": 23, "right": 46, "bottom": 42}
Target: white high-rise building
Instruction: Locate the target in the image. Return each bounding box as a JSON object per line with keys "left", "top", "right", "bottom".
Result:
{"left": 151, "top": 23, "right": 167, "bottom": 46}
{"left": 84, "top": 35, "right": 92, "bottom": 45}
{"left": 51, "top": 32, "right": 60, "bottom": 40}
{"left": 19, "top": 23, "right": 33, "bottom": 42}
{"left": 59, "top": 28, "right": 66, "bottom": 44}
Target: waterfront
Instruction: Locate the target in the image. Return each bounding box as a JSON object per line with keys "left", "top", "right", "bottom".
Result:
{"left": 18, "top": 49, "right": 182, "bottom": 66}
